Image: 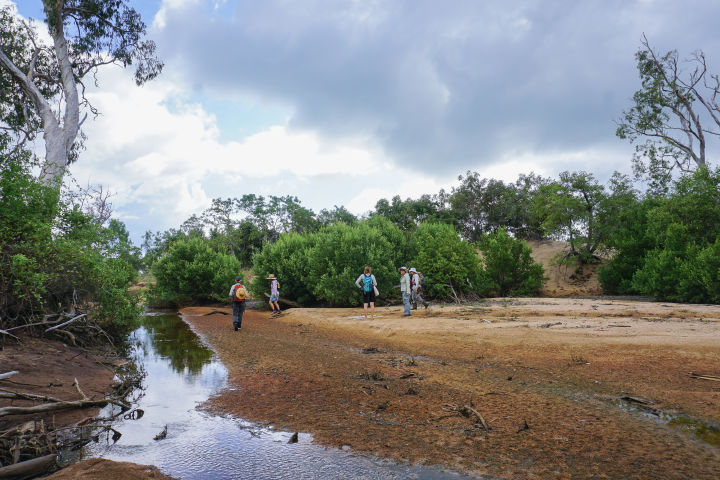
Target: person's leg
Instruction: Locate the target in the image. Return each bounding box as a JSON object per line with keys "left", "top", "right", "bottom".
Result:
{"left": 370, "top": 302, "right": 375, "bottom": 319}
{"left": 411, "top": 291, "right": 418, "bottom": 310}
{"left": 363, "top": 302, "right": 368, "bottom": 320}
{"left": 274, "top": 301, "right": 281, "bottom": 313}
{"left": 417, "top": 290, "right": 428, "bottom": 309}
{"left": 403, "top": 293, "right": 411, "bottom": 316}
{"left": 232, "top": 302, "right": 240, "bottom": 330}
{"left": 269, "top": 299, "right": 274, "bottom": 312}
{"left": 237, "top": 301, "right": 245, "bottom": 328}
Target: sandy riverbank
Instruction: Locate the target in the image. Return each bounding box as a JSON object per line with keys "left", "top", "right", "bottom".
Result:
{"left": 182, "top": 299, "right": 720, "bottom": 479}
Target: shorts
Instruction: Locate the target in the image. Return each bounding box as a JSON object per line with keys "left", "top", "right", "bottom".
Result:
{"left": 362, "top": 290, "right": 376, "bottom": 304}
{"left": 269, "top": 294, "right": 279, "bottom": 302}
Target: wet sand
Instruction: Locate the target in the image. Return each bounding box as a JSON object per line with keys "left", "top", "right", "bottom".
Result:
{"left": 182, "top": 299, "right": 720, "bottom": 479}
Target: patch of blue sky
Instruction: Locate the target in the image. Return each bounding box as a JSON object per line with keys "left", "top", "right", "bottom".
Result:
{"left": 182, "top": 94, "right": 292, "bottom": 143}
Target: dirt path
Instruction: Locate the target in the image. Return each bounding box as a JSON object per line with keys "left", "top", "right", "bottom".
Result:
{"left": 182, "top": 298, "right": 720, "bottom": 480}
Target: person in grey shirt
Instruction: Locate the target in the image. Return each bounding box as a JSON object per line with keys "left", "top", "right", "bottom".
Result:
{"left": 355, "top": 266, "right": 377, "bottom": 320}
{"left": 409, "top": 267, "right": 429, "bottom": 310}
{"left": 399, "top": 266, "right": 411, "bottom": 317}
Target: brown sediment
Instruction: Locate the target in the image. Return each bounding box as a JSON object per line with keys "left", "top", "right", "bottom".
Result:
{"left": 44, "top": 458, "right": 177, "bottom": 479}
{"left": 182, "top": 299, "right": 720, "bottom": 480}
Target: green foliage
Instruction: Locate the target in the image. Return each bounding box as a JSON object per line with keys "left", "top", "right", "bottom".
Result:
{"left": 451, "top": 172, "right": 548, "bottom": 241}
{"left": 250, "top": 232, "right": 317, "bottom": 305}
{"left": 307, "top": 220, "right": 405, "bottom": 305}
{"left": 479, "top": 229, "right": 545, "bottom": 297}
{"left": 150, "top": 236, "right": 243, "bottom": 306}
{"left": 0, "top": 149, "right": 141, "bottom": 337}
{"left": 373, "top": 193, "right": 455, "bottom": 233}
{"left": 627, "top": 168, "right": 720, "bottom": 303}
{"left": 410, "top": 222, "right": 485, "bottom": 298}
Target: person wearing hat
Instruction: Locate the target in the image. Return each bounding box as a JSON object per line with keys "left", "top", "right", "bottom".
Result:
{"left": 399, "top": 266, "right": 412, "bottom": 317}
{"left": 409, "top": 267, "right": 429, "bottom": 310}
{"left": 267, "top": 274, "right": 281, "bottom": 316}
{"left": 228, "top": 276, "right": 246, "bottom": 331}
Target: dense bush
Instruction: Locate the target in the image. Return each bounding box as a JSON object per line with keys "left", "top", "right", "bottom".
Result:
{"left": 479, "top": 229, "right": 545, "bottom": 296}
{"left": 600, "top": 168, "right": 720, "bottom": 303}
{"left": 250, "top": 232, "right": 317, "bottom": 305}
{"left": 150, "top": 236, "right": 243, "bottom": 306}
{"left": 0, "top": 151, "right": 142, "bottom": 338}
{"left": 251, "top": 218, "right": 406, "bottom": 306}
{"left": 410, "top": 222, "right": 486, "bottom": 298}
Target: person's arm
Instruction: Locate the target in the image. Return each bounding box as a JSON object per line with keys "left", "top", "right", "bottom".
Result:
{"left": 229, "top": 285, "right": 235, "bottom": 297}
{"left": 372, "top": 275, "right": 377, "bottom": 286}
{"left": 355, "top": 275, "right": 363, "bottom": 289}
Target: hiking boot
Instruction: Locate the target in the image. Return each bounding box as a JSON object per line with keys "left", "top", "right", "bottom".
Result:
{"left": 424, "top": 302, "right": 429, "bottom": 310}
{"left": 234, "top": 324, "right": 238, "bottom": 331}
{"left": 412, "top": 304, "right": 417, "bottom": 310}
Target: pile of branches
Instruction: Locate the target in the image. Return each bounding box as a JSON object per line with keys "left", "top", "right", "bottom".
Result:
{"left": 0, "top": 369, "right": 145, "bottom": 477}
{"left": 1, "top": 310, "right": 116, "bottom": 350}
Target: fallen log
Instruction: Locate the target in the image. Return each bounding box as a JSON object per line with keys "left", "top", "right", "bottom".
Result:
{"left": 690, "top": 372, "right": 720, "bottom": 382}
{"left": 0, "top": 329, "right": 20, "bottom": 341}
{"left": 0, "top": 454, "right": 56, "bottom": 480}
{"left": 0, "top": 372, "right": 19, "bottom": 381}
{"left": 0, "top": 397, "right": 127, "bottom": 418}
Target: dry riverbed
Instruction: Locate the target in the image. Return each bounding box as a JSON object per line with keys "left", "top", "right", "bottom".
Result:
{"left": 182, "top": 298, "right": 720, "bottom": 480}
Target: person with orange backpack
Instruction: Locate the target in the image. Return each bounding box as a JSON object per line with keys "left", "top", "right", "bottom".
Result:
{"left": 228, "top": 276, "right": 247, "bottom": 331}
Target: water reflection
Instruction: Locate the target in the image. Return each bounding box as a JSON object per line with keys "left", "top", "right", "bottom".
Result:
{"left": 142, "top": 313, "right": 214, "bottom": 376}
{"left": 86, "top": 313, "right": 477, "bottom": 480}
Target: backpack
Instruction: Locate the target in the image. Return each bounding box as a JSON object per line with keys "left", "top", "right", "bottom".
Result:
{"left": 363, "top": 274, "right": 373, "bottom": 293}
{"left": 234, "top": 283, "right": 247, "bottom": 301}
{"left": 413, "top": 272, "right": 425, "bottom": 288}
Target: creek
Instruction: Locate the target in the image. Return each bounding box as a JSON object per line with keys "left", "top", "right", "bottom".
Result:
{"left": 83, "top": 312, "right": 475, "bottom": 480}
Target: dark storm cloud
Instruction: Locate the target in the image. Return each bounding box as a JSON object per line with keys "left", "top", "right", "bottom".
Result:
{"left": 153, "top": 0, "right": 720, "bottom": 172}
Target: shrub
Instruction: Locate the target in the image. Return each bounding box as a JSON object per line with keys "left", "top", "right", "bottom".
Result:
{"left": 308, "top": 220, "right": 405, "bottom": 305}
{"left": 410, "top": 222, "right": 485, "bottom": 298}
{"left": 250, "top": 231, "right": 318, "bottom": 305}
{"left": 150, "top": 236, "right": 242, "bottom": 306}
{"left": 479, "top": 228, "right": 545, "bottom": 296}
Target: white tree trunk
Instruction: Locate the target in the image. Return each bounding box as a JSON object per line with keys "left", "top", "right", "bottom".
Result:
{"left": 0, "top": 11, "right": 80, "bottom": 189}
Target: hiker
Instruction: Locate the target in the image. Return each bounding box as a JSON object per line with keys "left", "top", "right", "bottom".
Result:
{"left": 399, "top": 266, "right": 411, "bottom": 317}
{"left": 355, "top": 266, "right": 377, "bottom": 320}
{"left": 228, "top": 276, "right": 247, "bottom": 331}
{"left": 268, "top": 274, "right": 281, "bottom": 315}
{"left": 409, "top": 267, "right": 429, "bottom": 310}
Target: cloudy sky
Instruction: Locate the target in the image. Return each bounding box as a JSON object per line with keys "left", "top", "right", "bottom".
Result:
{"left": 10, "top": 0, "right": 720, "bottom": 241}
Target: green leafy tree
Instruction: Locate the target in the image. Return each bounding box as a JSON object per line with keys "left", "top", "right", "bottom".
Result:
{"left": 410, "top": 222, "right": 485, "bottom": 298}
{"left": 150, "top": 236, "right": 242, "bottom": 306}
{"left": 479, "top": 228, "right": 545, "bottom": 297}
{"left": 373, "top": 193, "right": 454, "bottom": 233}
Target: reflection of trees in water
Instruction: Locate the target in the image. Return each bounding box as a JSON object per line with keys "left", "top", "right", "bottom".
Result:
{"left": 141, "top": 315, "right": 214, "bottom": 375}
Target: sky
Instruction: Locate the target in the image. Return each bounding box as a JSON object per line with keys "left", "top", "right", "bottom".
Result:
{"left": 8, "top": 0, "right": 720, "bottom": 242}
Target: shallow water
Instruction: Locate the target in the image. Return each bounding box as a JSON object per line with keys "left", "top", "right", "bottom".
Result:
{"left": 85, "top": 313, "right": 477, "bottom": 479}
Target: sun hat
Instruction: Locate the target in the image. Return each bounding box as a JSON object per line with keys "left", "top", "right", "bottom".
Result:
{"left": 409, "top": 268, "right": 417, "bottom": 273}
{"left": 267, "top": 274, "right": 276, "bottom": 280}
{"left": 399, "top": 266, "right": 407, "bottom": 271}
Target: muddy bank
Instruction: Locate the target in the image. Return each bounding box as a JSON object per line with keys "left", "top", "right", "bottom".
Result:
{"left": 44, "top": 458, "right": 177, "bottom": 479}
{"left": 0, "top": 336, "right": 119, "bottom": 432}
{"left": 182, "top": 299, "right": 720, "bottom": 480}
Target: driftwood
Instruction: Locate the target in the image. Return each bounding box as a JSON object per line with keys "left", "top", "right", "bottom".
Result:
{"left": 0, "top": 329, "right": 20, "bottom": 342}
{"left": 45, "top": 314, "right": 86, "bottom": 333}
{"left": 0, "top": 372, "right": 19, "bottom": 381}
{"left": 690, "top": 372, "right": 720, "bottom": 382}
{"left": 460, "top": 405, "right": 490, "bottom": 431}
{"left": 0, "top": 454, "right": 57, "bottom": 480}
{"left": 0, "top": 398, "right": 125, "bottom": 418}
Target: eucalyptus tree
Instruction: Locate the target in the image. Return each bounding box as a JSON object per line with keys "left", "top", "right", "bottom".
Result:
{"left": 617, "top": 35, "right": 720, "bottom": 189}
{"left": 0, "top": 1, "right": 162, "bottom": 187}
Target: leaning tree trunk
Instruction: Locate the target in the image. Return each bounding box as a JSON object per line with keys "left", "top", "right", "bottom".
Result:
{"left": 0, "top": 6, "right": 79, "bottom": 189}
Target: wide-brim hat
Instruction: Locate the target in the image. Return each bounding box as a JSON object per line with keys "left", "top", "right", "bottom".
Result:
{"left": 409, "top": 268, "right": 417, "bottom": 273}
{"left": 399, "top": 266, "right": 407, "bottom": 271}
{"left": 267, "top": 274, "right": 276, "bottom": 280}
